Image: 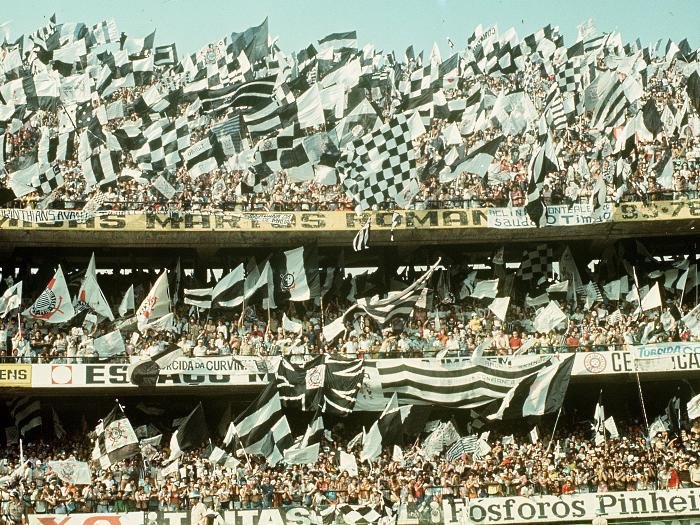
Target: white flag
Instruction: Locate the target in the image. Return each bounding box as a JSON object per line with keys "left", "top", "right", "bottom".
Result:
{"left": 641, "top": 282, "right": 662, "bottom": 311}
{"left": 322, "top": 315, "right": 347, "bottom": 342}
{"left": 392, "top": 444, "right": 404, "bottom": 463}
{"left": 282, "top": 313, "right": 303, "bottom": 334}
{"left": 283, "top": 443, "right": 319, "bottom": 465}
{"left": 24, "top": 265, "right": 75, "bottom": 323}
{"left": 530, "top": 426, "right": 539, "bottom": 443}
{"left": 137, "top": 271, "right": 170, "bottom": 331}
{"left": 687, "top": 393, "right": 700, "bottom": 421}
{"left": 0, "top": 281, "right": 22, "bottom": 318}
{"left": 48, "top": 460, "right": 92, "bottom": 485}
{"left": 488, "top": 297, "right": 509, "bottom": 321}
{"left": 118, "top": 285, "right": 135, "bottom": 317}
{"left": 339, "top": 450, "right": 358, "bottom": 476}
{"left": 681, "top": 303, "right": 700, "bottom": 336}
{"left": 470, "top": 278, "right": 499, "bottom": 299}
{"left": 604, "top": 416, "right": 619, "bottom": 439}
{"left": 533, "top": 301, "right": 567, "bottom": 333}
{"left": 94, "top": 330, "right": 126, "bottom": 358}
{"left": 75, "top": 253, "right": 114, "bottom": 320}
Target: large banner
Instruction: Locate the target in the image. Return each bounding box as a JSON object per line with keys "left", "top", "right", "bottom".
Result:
{"left": 25, "top": 492, "right": 700, "bottom": 525}
{"left": 22, "top": 346, "right": 700, "bottom": 389}
{"left": 3, "top": 199, "right": 700, "bottom": 231}
{"left": 441, "top": 489, "right": 700, "bottom": 524}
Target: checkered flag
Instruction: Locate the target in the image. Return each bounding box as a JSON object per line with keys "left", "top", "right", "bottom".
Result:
{"left": 132, "top": 117, "right": 190, "bottom": 172}
{"left": 518, "top": 244, "right": 555, "bottom": 281}
{"left": 35, "top": 164, "right": 64, "bottom": 195}
{"left": 338, "top": 113, "right": 425, "bottom": 211}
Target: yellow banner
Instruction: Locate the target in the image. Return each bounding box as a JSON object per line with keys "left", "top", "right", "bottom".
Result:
{"left": 0, "top": 199, "right": 698, "bottom": 232}
{"left": 0, "top": 364, "right": 32, "bottom": 387}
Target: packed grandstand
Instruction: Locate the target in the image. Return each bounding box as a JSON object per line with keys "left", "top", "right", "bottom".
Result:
{"left": 0, "top": 10, "right": 699, "bottom": 525}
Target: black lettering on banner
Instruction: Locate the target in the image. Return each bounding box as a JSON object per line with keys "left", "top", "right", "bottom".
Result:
{"left": 611, "top": 352, "right": 627, "bottom": 373}
{"left": 111, "top": 365, "right": 127, "bottom": 384}
{"left": 214, "top": 214, "right": 242, "bottom": 229}
{"left": 442, "top": 210, "right": 470, "bottom": 226}
{"left": 671, "top": 201, "right": 686, "bottom": 216}
{"left": 86, "top": 365, "right": 104, "bottom": 384}
{"left": 405, "top": 211, "right": 437, "bottom": 227}
{"left": 184, "top": 213, "right": 211, "bottom": 229}
{"left": 470, "top": 208, "right": 488, "bottom": 225}
{"left": 375, "top": 212, "right": 393, "bottom": 227}
{"left": 99, "top": 216, "right": 126, "bottom": 229}
{"left": 146, "top": 214, "right": 184, "bottom": 229}
{"left": 300, "top": 213, "right": 324, "bottom": 229}
{"left": 345, "top": 213, "right": 371, "bottom": 228}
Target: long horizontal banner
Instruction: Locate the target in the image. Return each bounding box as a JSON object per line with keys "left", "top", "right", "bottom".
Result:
{"left": 17, "top": 345, "right": 700, "bottom": 390}
{"left": 441, "top": 488, "right": 700, "bottom": 525}
{"left": 2, "top": 199, "right": 699, "bottom": 231}
{"left": 25, "top": 489, "right": 700, "bottom": 525}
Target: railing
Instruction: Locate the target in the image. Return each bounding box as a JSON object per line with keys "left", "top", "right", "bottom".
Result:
{"left": 4, "top": 190, "right": 699, "bottom": 212}
{"left": 0, "top": 343, "right": 634, "bottom": 364}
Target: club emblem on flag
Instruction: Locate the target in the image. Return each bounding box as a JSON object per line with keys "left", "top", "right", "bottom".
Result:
{"left": 55, "top": 463, "right": 76, "bottom": 480}
{"left": 305, "top": 365, "right": 325, "bottom": 389}
{"left": 281, "top": 272, "right": 295, "bottom": 291}
{"left": 29, "top": 279, "right": 64, "bottom": 319}
{"left": 105, "top": 420, "right": 130, "bottom": 448}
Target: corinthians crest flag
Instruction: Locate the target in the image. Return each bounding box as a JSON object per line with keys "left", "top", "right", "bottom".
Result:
{"left": 23, "top": 265, "right": 75, "bottom": 323}
{"left": 273, "top": 246, "right": 320, "bottom": 303}
{"left": 91, "top": 405, "right": 139, "bottom": 469}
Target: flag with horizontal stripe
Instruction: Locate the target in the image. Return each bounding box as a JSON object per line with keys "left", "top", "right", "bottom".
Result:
{"left": 225, "top": 381, "right": 283, "bottom": 455}
{"left": 354, "top": 259, "right": 440, "bottom": 325}
{"left": 6, "top": 398, "right": 42, "bottom": 437}
{"left": 365, "top": 355, "right": 551, "bottom": 409}
{"left": 488, "top": 355, "right": 576, "bottom": 420}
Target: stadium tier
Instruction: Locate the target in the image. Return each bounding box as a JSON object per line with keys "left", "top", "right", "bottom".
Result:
{"left": 0, "top": 11, "right": 699, "bottom": 525}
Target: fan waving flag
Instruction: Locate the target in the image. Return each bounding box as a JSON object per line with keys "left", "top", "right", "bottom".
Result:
{"left": 91, "top": 405, "right": 139, "bottom": 469}
{"left": 0, "top": 281, "right": 22, "bottom": 318}
{"left": 23, "top": 265, "right": 75, "bottom": 323}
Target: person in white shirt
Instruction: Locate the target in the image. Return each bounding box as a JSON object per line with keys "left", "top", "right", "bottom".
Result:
{"left": 190, "top": 492, "right": 207, "bottom": 525}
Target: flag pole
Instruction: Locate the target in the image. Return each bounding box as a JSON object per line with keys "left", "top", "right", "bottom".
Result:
{"left": 545, "top": 404, "right": 563, "bottom": 455}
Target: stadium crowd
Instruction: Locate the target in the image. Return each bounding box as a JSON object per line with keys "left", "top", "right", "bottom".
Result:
{"left": 1, "top": 259, "right": 698, "bottom": 363}
{"left": 0, "top": 18, "right": 698, "bottom": 213}
{"left": 0, "top": 418, "right": 699, "bottom": 519}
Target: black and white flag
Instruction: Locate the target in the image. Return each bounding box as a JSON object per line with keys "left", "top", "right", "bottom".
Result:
{"left": 6, "top": 398, "right": 42, "bottom": 437}
{"left": 489, "top": 355, "right": 576, "bottom": 420}
{"left": 168, "top": 403, "right": 210, "bottom": 460}
{"left": 225, "top": 382, "right": 283, "bottom": 455}
{"left": 360, "top": 394, "right": 412, "bottom": 462}
{"left": 524, "top": 137, "right": 559, "bottom": 227}
{"left": 126, "top": 344, "right": 182, "bottom": 386}
{"left": 91, "top": 405, "right": 139, "bottom": 468}
{"left": 352, "top": 220, "right": 370, "bottom": 251}
{"left": 83, "top": 150, "right": 120, "bottom": 188}
{"left": 154, "top": 44, "right": 178, "bottom": 66}
{"left": 184, "top": 264, "right": 245, "bottom": 309}
{"left": 338, "top": 113, "right": 426, "bottom": 211}
{"left": 274, "top": 246, "right": 320, "bottom": 302}
{"left": 354, "top": 259, "right": 440, "bottom": 326}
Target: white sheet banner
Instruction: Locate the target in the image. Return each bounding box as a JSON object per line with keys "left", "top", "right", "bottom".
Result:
{"left": 487, "top": 203, "right": 614, "bottom": 229}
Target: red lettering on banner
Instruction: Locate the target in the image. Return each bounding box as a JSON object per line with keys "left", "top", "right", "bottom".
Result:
{"left": 36, "top": 518, "right": 71, "bottom": 525}
{"left": 83, "top": 517, "right": 123, "bottom": 525}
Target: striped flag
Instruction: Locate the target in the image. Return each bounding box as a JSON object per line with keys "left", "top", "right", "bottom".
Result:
{"left": 91, "top": 406, "right": 139, "bottom": 468}
{"left": 525, "top": 136, "right": 559, "bottom": 227}
{"left": 352, "top": 221, "right": 370, "bottom": 251}
{"left": 126, "top": 343, "right": 182, "bottom": 386}
{"left": 183, "top": 132, "right": 227, "bottom": 177}
{"left": 354, "top": 259, "right": 440, "bottom": 326}
{"left": 370, "top": 356, "right": 550, "bottom": 408}
{"left": 6, "top": 398, "right": 42, "bottom": 437}
{"left": 199, "top": 76, "right": 277, "bottom": 114}
{"left": 225, "top": 382, "right": 283, "bottom": 455}
{"left": 445, "top": 435, "right": 479, "bottom": 461}
{"left": 488, "top": 355, "right": 576, "bottom": 420}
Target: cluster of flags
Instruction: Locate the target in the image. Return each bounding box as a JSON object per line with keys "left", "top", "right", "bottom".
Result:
{"left": 1, "top": 15, "right": 697, "bottom": 216}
